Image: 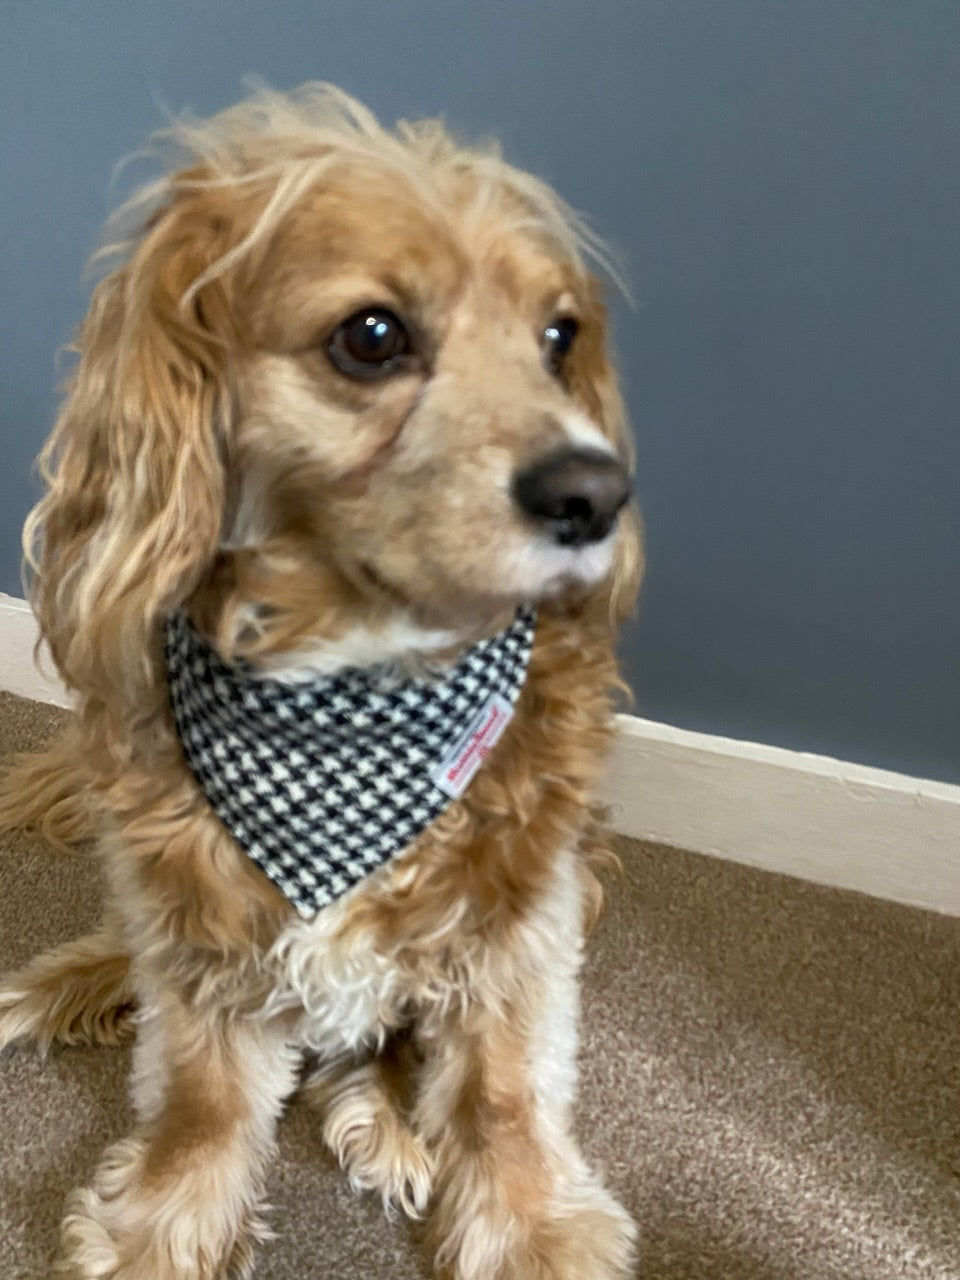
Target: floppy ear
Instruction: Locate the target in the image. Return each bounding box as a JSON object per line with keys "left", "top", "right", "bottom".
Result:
{"left": 26, "top": 184, "right": 235, "bottom": 731}
{"left": 567, "top": 282, "right": 645, "bottom": 624}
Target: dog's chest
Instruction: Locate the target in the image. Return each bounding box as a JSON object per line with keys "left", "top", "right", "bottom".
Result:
{"left": 262, "top": 836, "right": 491, "bottom": 1055}
{"left": 264, "top": 895, "right": 403, "bottom": 1054}
{"left": 262, "top": 826, "right": 588, "bottom": 1061}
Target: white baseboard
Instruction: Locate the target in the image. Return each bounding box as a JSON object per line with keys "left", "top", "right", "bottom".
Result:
{"left": 0, "top": 593, "right": 70, "bottom": 707}
{"left": 3, "top": 593, "right": 959, "bottom": 916}
{"left": 599, "top": 716, "right": 960, "bottom": 917}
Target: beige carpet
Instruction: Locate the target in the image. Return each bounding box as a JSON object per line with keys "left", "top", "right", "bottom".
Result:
{"left": 2, "top": 690, "right": 959, "bottom": 1279}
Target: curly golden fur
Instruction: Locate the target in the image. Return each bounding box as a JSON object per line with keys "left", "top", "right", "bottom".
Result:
{"left": 0, "top": 84, "right": 643, "bottom": 1279}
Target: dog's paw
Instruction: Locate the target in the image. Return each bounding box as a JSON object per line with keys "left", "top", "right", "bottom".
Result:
{"left": 0, "top": 983, "right": 45, "bottom": 1056}
{"left": 51, "top": 1139, "right": 142, "bottom": 1280}
{"left": 438, "top": 1180, "right": 636, "bottom": 1280}
{"left": 345, "top": 1115, "right": 434, "bottom": 1219}
{"left": 52, "top": 1193, "right": 122, "bottom": 1280}
{"left": 53, "top": 1200, "right": 256, "bottom": 1280}
{"left": 533, "top": 1185, "right": 637, "bottom": 1280}
{"left": 327, "top": 1094, "right": 434, "bottom": 1218}
{"left": 304, "top": 1056, "right": 434, "bottom": 1218}
{"left": 0, "top": 938, "right": 134, "bottom": 1056}
{"left": 51, "top": 1137, "right": 261, "bottom": 1280}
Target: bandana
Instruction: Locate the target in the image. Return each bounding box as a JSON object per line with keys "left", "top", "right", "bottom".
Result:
{"left": 164, "top": 608, "right": 537, "bottom": 918}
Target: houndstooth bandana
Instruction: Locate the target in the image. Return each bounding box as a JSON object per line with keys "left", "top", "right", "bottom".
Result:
{"left": 164, "top": 608, "right": 537, "bottom": 918}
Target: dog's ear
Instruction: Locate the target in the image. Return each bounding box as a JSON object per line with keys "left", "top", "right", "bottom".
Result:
{"left": 27, "top": 181, "right": 236, "bottom": 731}
{"left": 567, "top": 283, "right": 645, "bottom": 624}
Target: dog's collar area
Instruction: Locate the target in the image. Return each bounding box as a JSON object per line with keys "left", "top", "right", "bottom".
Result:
{"left": 164, "top": 607, "right": 537, "bottom": 918}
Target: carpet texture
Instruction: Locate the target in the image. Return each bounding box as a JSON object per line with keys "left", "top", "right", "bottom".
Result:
{"left": 1, "top": 689, "right": 959, "bottom": 1279}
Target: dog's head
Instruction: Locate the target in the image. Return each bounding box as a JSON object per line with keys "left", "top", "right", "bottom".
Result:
{"left": 29, "top": 85, "right": 642, "bottom": 710}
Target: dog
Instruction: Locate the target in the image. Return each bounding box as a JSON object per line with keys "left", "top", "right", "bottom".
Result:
{"left": 0, "top": 84, "right": 643, "bottom": 1279}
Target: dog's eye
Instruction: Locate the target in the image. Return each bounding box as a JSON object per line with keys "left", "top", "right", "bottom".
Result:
{"left": 328, "top": 308, "right": 411, "bottom": 379}
{"left": 542, "top": 317, "right": 579, "bottom": 375}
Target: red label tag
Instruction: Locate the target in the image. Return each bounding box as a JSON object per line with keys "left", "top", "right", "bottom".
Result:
{"left": 431, "top": 694, "right": 514, "bottom": 798}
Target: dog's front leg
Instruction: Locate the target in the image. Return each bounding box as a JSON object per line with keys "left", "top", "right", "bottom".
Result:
{"left": 53, "top": 985, "right": 300, "bottom": 1280}
{"left": 414, "top": 995, "right": 635, "bottom": 1280}
{"left": 414, "top": 852, "right": 636, "bottom": 1280}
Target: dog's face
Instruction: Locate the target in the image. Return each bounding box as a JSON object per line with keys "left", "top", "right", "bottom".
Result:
{"left": 225, "top": 166, "right": 639, "bottom": 644}
{"left": 31, "top": 91, "right": 642, "bottom": 697}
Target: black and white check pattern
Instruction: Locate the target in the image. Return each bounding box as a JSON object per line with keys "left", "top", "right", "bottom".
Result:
{"left": 164, "top": 608, "right": 537, "bottom": 918}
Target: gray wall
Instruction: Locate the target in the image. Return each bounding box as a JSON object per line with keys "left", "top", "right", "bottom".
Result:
{"left": 2, "top": 1, "right": 958, "bottom": 782}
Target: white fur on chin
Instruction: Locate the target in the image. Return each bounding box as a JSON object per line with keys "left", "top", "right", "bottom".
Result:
{"left": 262, "top": 613, "right": 463, "bottom": 682}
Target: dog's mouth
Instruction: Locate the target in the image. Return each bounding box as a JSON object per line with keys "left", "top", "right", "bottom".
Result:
{"left": 354, "top": 523, "right": 619, "bottom": 627}
{"left": 326, "top": 445, "right": 630, "bottom": 635}
{"left": 508, "top": 528, "right": 620, "bottom": 600}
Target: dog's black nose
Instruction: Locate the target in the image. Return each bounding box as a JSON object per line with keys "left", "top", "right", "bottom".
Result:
{"left": 512, "top": 447, "right": 632, "bottom": 547}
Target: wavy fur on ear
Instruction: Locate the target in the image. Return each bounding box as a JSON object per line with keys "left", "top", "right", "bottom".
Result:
{"left": 23, "top": 189, "right": 234, "bottom": 754}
